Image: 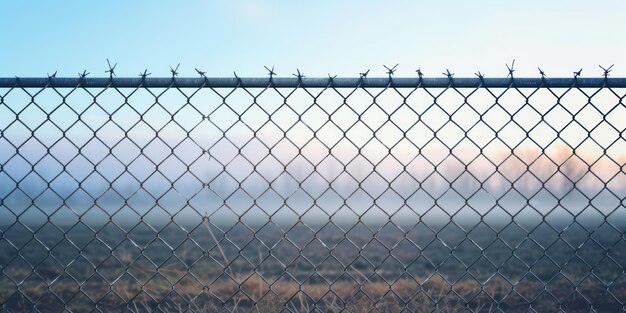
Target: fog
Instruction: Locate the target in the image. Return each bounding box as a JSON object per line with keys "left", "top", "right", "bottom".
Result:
{"left": 1, "top": 87, "right": 624, "bottom": 229}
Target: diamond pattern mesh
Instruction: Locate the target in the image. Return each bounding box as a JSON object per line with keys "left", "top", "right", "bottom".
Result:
{"left": 1, "top": 78, "right": 625, "bottom": 312}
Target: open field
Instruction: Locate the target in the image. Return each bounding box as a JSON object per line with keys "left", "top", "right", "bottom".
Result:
{"left": 2, "top": 219, "right": 625, "bottom": 312}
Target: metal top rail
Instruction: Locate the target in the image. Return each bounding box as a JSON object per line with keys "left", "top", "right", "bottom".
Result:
{"left": 2, "top": 77, "right": 626, "bottom": 88}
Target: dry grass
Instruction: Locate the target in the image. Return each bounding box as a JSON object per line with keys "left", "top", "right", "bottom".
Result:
{"left": 1, "top": 268, "right": 576, "bottom": 312}
{"left": 2, "top": 221, "right": 624, "bottom": 312}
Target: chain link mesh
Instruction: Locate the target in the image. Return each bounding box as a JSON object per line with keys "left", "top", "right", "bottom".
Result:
{"left": 1, "top": 74, "right": 625, "bottom": 312}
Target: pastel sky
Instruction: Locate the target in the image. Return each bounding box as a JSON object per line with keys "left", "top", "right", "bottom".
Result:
{"left": 1, "top": 1, "right": 625, "bottom": 175}
{"left": 2, "top": 1, "right": 626, "bottom": 78}
{"left": 1, "top": 2, "right": 625, "bottom": 227}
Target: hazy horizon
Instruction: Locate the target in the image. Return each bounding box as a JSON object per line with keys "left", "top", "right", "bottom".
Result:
{"left": 1, "top": 86, "right": 624, "bottom": 230}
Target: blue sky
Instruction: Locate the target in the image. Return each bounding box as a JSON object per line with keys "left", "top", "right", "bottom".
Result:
{"left": 1, "top": 1, "right": 625, "bottom": 224}
{"left": 1, "top": 1, "right": 625, "bottom": 78}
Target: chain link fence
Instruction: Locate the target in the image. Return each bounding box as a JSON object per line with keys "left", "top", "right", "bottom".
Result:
{"left": 1, "top": 70, "right": 625, "bottom": 312}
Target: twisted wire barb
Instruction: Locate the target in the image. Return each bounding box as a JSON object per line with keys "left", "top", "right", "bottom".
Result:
{"left": 0, "top": 62, "right": 624, "bottom": 312}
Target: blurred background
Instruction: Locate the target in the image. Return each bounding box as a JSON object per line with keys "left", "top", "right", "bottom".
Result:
{"left": 1, "top": 1, "right": 626, "bottom": 312}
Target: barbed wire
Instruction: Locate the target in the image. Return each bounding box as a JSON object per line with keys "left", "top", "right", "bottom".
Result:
{"left": 0, "top": 61, "right": 625, "bottom": 312}
{"left": 5, "top": 62, "right": 626, "bottom": 89}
